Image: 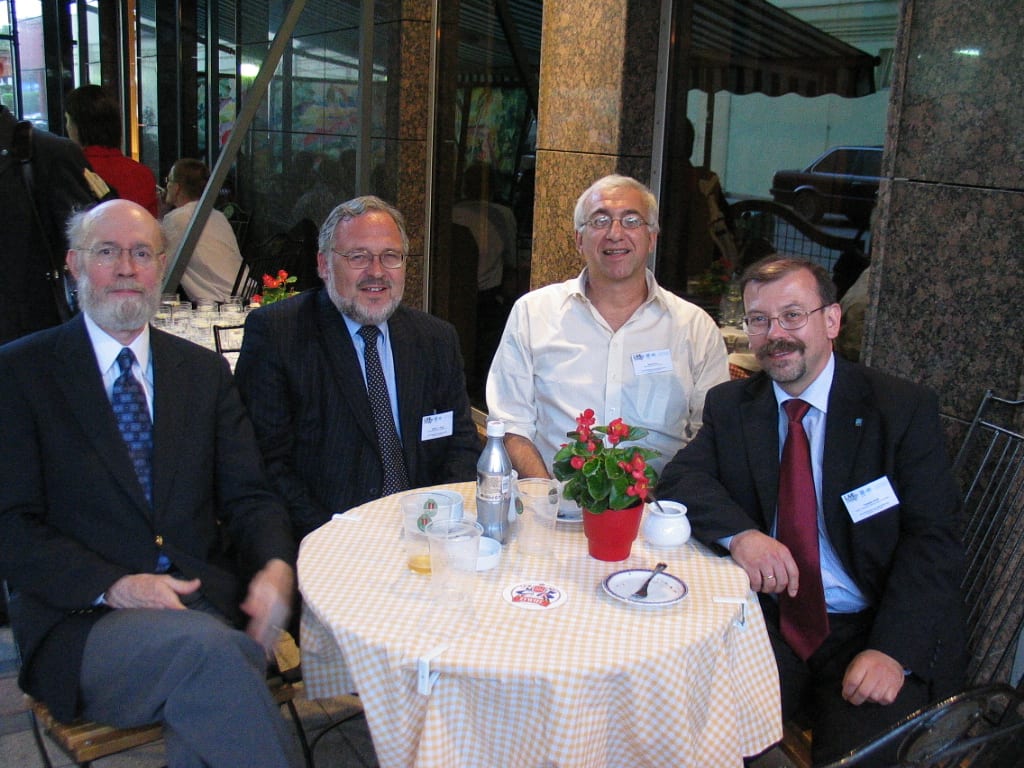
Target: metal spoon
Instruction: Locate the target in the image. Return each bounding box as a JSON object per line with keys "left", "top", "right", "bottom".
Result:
{"left": 632, "top": 562, "right": 668, "bottom": 598}
{"left": 647, "top": 490, "right": 669, "bottom": 516}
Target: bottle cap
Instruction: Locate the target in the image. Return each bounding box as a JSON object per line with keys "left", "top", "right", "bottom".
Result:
{"left": 486, "top": 420, "right": 506, "bottom": 438}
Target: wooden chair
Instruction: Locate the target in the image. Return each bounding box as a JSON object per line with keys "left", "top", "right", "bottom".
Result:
{"left": 26, "top": 673, "right": 309, "bottom": 768}
{"left": 2, "top": 580, "right": 315, "bottom": 768}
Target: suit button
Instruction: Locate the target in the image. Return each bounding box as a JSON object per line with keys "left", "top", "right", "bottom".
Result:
{"left": 155, "top": 535, "right": 164, "bottom": 547}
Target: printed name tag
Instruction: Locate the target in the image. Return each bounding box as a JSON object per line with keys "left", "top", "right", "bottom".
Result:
{"left": 421, "top": 411, "right": 454, "bottom": 441}
{"left": 842, "top": 476, "right": 900, "bottom": 523}
{"left": 631, "top": 348, "right": 673, "bottom": 376}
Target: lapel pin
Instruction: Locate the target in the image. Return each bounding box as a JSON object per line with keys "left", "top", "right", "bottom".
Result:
{"left": 854, "top": 418, "right": 863, "bottom": 427}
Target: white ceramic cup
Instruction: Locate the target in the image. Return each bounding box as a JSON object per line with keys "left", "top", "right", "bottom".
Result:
{"left": 641, "top": 500, "right": 691, "bottom": 548}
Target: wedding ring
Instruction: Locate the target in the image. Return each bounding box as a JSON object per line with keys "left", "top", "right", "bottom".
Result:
{"left": 765, "top": 574, "right": 776, "bottom": 580}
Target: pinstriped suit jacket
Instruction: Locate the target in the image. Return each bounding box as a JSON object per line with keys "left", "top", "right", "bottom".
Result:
{"left": 235, "top": 289, "right": 480, "bottom": 540}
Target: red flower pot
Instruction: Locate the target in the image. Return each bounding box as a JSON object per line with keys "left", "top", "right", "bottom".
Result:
{"left": 582, "top": 504, "right": 644, "bottom": 561}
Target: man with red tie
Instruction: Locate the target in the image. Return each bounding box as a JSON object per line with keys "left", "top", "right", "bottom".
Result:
{"left": 658, "top": 256, "right": 966, "bottom": 765}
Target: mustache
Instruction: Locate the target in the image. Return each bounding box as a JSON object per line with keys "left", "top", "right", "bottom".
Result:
{"left": 357, "top": 277, "right": 391, "bottom": 290}
{"left": 104, "top": 281, "right": 148, "bottom": 294}
{"left": 756, "top": 338, "right": 805, "bottom": 360}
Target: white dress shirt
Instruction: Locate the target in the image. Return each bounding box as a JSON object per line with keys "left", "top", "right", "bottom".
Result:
{"left": 486, "top": 268, "right": 729, "bottom": 475}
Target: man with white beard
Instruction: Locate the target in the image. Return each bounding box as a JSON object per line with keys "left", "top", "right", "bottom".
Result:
{"left": 0, "top": 200, "right": 302, "bottom": 767}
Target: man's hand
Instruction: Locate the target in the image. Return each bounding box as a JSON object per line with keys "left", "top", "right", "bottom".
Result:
{"left": 842, "top": 649, "right": 906, "bottom": 706}
{"left": 729, "top": 529, "right": 801, "bottom": 595}
{"left": 103, "top": 574, "right": 202, "bottom": 610}
{"left": 241, "top": 558, "right": 295, "bottom": 652}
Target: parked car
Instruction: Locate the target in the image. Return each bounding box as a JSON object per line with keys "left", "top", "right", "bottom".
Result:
{"left": 771, "top": 146, "right": 882, "bottom": 226}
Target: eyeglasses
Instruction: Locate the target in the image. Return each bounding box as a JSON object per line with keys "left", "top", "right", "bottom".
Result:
{"left": 583, "top": 213, "right": 648, "bottom": 231}
{"left": 83, "top": 246, "right": 162, "bottom": 268}
{"left": 742, "top": 305, "right": 828, "bottom": 335}
{"left": 331, "top": 249, "right": 406, "bottom": 269}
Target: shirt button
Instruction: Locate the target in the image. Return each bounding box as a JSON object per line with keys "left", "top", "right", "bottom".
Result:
{"left": 155, "top": 535, "right": 164, "bottom": 547}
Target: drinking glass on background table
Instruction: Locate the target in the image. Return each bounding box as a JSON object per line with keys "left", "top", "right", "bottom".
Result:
{"left": 516, "top": 477, "right": 559, "bottom": 557}
{"left": 425, "top": 519, "right": 482, "bottom": 605}
{"left": 401, "top": 494, "right": 456, "bottom": 574}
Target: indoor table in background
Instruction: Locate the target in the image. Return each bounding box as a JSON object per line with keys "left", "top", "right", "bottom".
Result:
{"left": 299, "top": 482, "right": 782, "bottom": 768}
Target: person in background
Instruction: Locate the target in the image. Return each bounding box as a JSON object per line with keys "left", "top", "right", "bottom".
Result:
{"left": 486, "top": 174, "right": 729, "bottom": 479}
{"left": 65, "top": 85, "right": 159, "bottom": 217}
{"left": 235, "top": 195, "right": 479, "bottom": 543}
{"left": 162, "top": 158, "right": 244, "bottom": 303}
{"left": 655, "top": 117, "right": 738, "bottom": 295}
{"left": 0, "top": 199, "right": 302, "bottom": 767}
{"left": 835, "top": 265, "right": 872, "bottom": 362}
{"left": 658, "top": 256, "right": 965, "bottom": 765}
{"left": 1, "top": 101, "right": 99, "bottom": 344}
{"left": 453, "top": 162, "right": 519, "bottom": 392}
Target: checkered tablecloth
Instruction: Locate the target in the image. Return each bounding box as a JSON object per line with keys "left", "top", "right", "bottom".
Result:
{"left": 300, "top": 482, "right": 781, "bottom": 767}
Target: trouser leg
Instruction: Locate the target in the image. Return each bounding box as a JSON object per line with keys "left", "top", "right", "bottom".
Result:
{"left": 80, "top": 607, "right": 303, "bottom": 768}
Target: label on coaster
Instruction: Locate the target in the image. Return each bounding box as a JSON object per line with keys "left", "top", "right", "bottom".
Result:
{"left": 502, "top": 582, "right": 567, "bottom": 610}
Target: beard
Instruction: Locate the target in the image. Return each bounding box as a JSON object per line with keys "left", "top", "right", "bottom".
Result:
{"left": 77, "top": 271, "right": 162, "bottom": 334}
{"left": 324, "top": 269, "right": 402, "bottom": 326}
{"left": 756, "top": 338, "right": 807, "bottom": 384}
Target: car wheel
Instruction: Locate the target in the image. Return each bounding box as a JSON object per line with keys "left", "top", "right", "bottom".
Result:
{"left": 793, "top": 190, "right": 824, "bottom": 223}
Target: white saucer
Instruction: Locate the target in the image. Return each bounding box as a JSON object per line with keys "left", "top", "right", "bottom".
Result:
{"left": 602, "top": 569, "right": 687, "bottom": 607}
{"left": 557, "top": 509, "right": 583, "bottom": 524}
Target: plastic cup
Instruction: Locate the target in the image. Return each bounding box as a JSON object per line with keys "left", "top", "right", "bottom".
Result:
{"left": 425, "top": 519, "right": 482, "bottom": 604}
{"left": 401, "top": 494, "right": 455, "bottom": 574}
{"left": 516, "top": 477, "right": 559, "bottom": 557}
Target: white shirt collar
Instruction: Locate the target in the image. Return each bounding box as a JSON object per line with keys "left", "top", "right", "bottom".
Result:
{"left": 83, "top": 312, "right": 152, "bottom": 376}
{"left": 569, "top": 267, "right": 665, "bottom": 309}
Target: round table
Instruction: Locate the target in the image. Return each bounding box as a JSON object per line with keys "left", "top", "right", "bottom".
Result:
{"left": 299, "top": 482, "right": 781, "bottom": 767}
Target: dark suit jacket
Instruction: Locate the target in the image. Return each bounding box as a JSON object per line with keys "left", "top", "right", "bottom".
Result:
{"left": 0, "top": 105, "right": 97, "bottom": 343}
{"left": 0, "top": 316, "right": 296, "bottom": 721}
{"left": 235, "top": 290, "right": 480, "bottom": 540}
{"left": 659, "top": 356, "right": 966, "bottom": 695}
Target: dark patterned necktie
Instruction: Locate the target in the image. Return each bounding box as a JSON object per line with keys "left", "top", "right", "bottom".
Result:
{"left": 777, "top": 398, "right": 830, "bottom": 660}
{"left": 112, "top": 348, "right": 153, "bottom": 506}
{"left": 357, "top": 325, "right": 409, "bottom": 495}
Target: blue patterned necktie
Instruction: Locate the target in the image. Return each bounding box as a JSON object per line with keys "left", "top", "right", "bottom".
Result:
{"left": 112, "top": 347, "right": 153, "bottom": 506}
{"left": 357, "top": 325, "right": 410, "bottom": 495}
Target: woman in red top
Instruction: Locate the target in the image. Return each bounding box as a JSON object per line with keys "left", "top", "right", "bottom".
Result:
{"left": 65, "top": 85, "right": 159, "bottom": 217}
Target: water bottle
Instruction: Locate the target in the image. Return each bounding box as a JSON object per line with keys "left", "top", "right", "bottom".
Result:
{"left": 476, "top": 420, "right": 512, "bottom": 544}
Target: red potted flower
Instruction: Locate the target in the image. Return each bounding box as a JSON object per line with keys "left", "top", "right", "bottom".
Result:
{"left": 552, "top": 409, "right": 659, "bottom": 561}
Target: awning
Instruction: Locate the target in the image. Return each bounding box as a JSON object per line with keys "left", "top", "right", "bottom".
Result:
{"left": 689, "top": 0, "right": 880, "bottom": 98}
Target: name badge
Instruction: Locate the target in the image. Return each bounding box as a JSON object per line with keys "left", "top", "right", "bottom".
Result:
{"left": 631, "top": 348, "right": 673, "bottom": 376}
{"left": 842, "top": 476, "right": 900, "bottom": 523}
{"left": 421, "top": 411, "right": 454, "bottom": 441}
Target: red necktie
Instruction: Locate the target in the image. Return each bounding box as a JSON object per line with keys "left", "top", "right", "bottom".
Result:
{"left": 777, "top": 399, "right": 829, "bottom": 660}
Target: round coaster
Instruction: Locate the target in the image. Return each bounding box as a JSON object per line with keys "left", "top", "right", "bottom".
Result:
{"left": 502, "top": 581, "right": 567, "bottom": 610}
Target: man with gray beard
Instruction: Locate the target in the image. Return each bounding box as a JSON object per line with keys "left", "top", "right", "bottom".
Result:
{"left": 235, "top": 196, "right": 479, "bottom": 542}
{"left": 0, "top": 200, "right": 303, "bottom": 767}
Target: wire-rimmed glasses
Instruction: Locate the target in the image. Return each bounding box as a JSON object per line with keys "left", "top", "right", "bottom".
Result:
{"left": 742, "top": 305, "right": 828, "bottom": 335}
